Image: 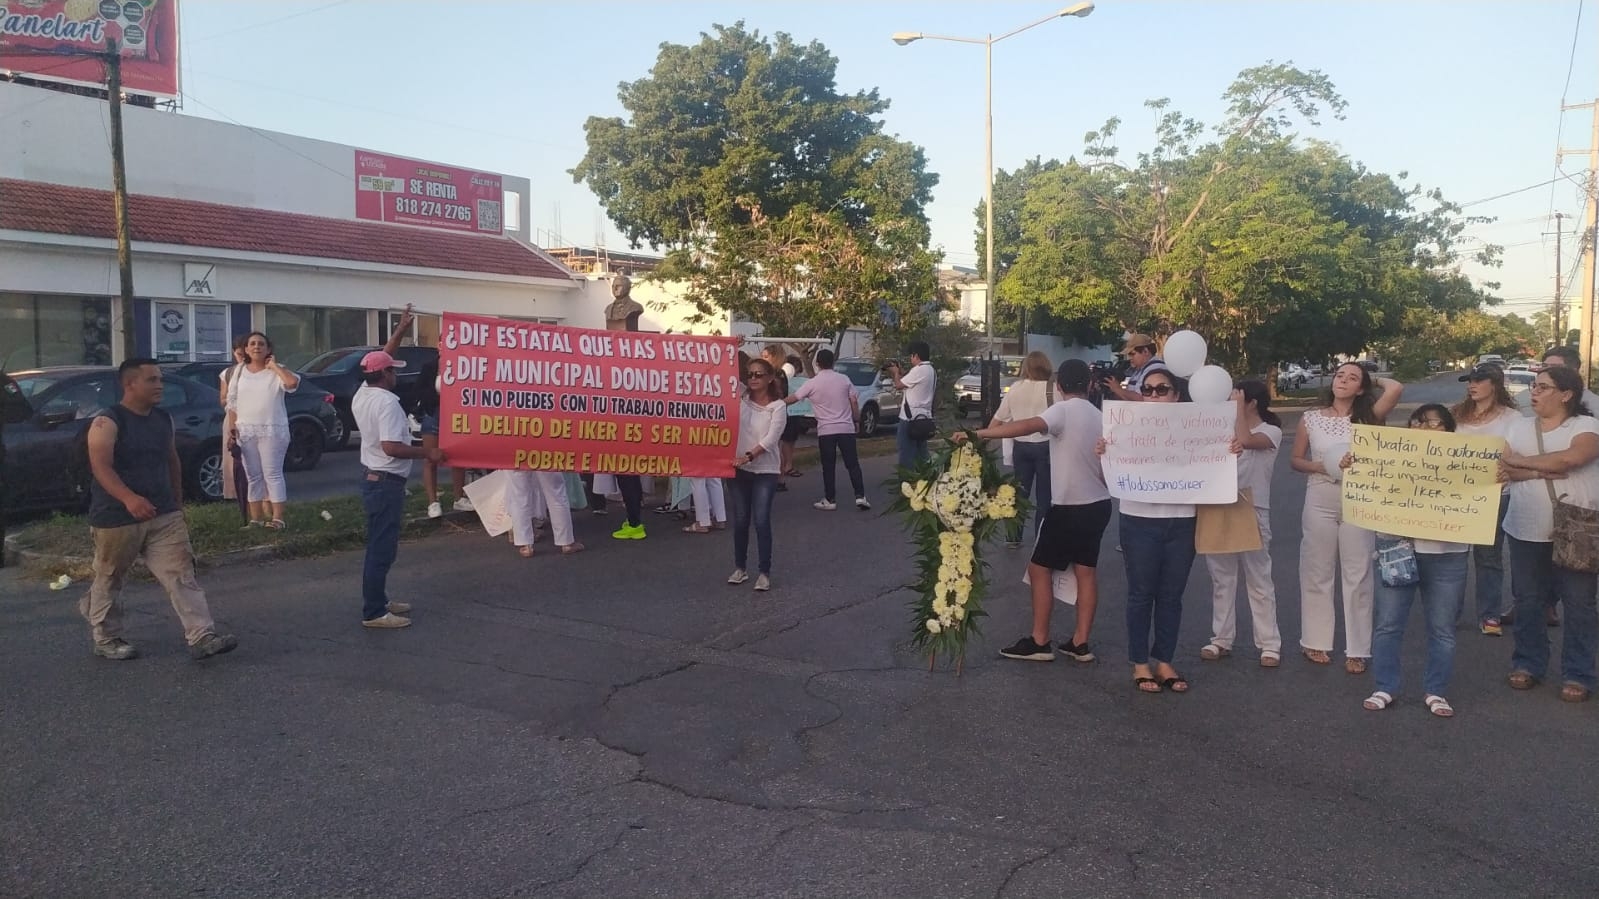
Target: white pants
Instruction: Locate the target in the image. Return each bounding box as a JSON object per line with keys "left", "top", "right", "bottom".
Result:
{"left": 690, "top": 477, "right": 726, "bottom": 527}
{"left": 1299, "top": 480, "right": 1375, "bottom": 657}
{"left": 238, "top": 432, "right": 289, "bottom": 503}
{"left": 1204, "top": 507, "right": 1281, "bottom": 654}
{"left": 507, "top": 471, "right": 575, "bottom": 548}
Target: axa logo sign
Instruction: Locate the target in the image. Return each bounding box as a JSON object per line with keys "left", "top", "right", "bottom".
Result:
{"left": 183, "top": 263, "right": 217, "bottom": 298}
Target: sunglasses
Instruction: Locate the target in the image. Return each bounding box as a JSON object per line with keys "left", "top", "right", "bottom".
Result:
{"left": 745, "top": 370, "right": 771, "bottom": 381}
{"left": 1140, "top": 383, "right": 1175, "bottom": 397}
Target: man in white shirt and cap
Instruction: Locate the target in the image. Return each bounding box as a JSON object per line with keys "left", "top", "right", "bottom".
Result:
{"left": 1103, "top": 333, "right": 1170, "bottom": 402}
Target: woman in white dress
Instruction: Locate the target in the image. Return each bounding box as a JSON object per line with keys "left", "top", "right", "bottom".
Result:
{"left": 227, "top": 331, "right": 299, "bottom": 528}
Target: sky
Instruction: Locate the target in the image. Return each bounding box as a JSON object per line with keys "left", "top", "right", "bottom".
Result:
{"left": 171, "top": 0, "right": 1598, "bottom": 321}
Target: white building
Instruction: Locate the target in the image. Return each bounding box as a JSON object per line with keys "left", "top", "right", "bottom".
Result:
{"left": 0, "top": 80, "right": 599, "bottom": 370}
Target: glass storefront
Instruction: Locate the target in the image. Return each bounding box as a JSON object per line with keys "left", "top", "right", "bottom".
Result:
{"left": 382, "top": 308, "right": 440, "bottom": 347}
{"left": 263, "top": 305, "right": 370, "bottom": 368}
{"left": 0, "top": 292, "right": 113, "bottom": 370}
{"left": 151, "top": 300, "right": 229, "bottom": 362}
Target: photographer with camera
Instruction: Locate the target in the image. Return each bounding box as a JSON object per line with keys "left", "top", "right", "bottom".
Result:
{"left": 886, "top": 342, "right": 936, "bottom": 470}
{"left": 1102, "top": 334, "right": 1169, "bottom": 403}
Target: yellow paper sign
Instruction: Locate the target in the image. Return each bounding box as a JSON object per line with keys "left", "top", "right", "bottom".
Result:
{"left": 1340, "top": 424, "right": 1506, "bottom": 545}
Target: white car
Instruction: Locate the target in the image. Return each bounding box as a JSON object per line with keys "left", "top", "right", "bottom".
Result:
{"left": 1277, "top": 364, "right": 1309, "bottom": 390}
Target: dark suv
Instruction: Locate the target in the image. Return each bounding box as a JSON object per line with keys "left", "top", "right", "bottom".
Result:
{"left": 163, "top": 362, "right": 339, "bottom": 470}
{"left": 1, "top": 367, "right": 228, "bottom": 517}
{"left": 298, "top": 345, "right": 437, "bottom": 446}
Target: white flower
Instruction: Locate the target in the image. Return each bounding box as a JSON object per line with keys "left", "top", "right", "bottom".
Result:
{"left": 926, "top": 619, "right": 943, "bottom": 634}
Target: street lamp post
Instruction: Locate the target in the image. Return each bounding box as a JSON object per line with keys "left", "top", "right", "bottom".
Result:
{"left": 894, "top": 3, "right": 1094, "bottom": 417}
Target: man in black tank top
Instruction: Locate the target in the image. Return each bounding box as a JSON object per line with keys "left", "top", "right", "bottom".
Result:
{"left": 80, "top": 359, "right": 237, "bottom": 661}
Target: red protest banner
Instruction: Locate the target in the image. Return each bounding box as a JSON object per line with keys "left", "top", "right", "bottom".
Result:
{"left": 437, "top": 313, "right": 740, "bottom": 478}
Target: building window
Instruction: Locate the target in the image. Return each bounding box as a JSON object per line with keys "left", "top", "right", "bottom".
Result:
{"left": 0, "top": 292, "right": 112, "bottom": 369}
{"left": 382, "top": 308, "right": 440, "bottom": 347}
{"left": 151, "top": 300, "right": 229, "bottom": 362}
{"left": 263, "top": 305, "right": 370, "bottom": 368}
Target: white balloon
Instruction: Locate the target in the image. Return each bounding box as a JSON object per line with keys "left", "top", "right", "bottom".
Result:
{"left": 1188, "top": 365, "right": 1233, "bottom": 404}
{"left": 1162, "top": 330, "right": 1207, "bottom": 377}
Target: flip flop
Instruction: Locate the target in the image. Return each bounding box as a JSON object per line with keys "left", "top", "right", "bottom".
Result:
{"left": 1159, "top": 676, "right": 1190, "bottom": 693}
{"left": 1134, "top": 676, "right": 1161, "bottom": 694}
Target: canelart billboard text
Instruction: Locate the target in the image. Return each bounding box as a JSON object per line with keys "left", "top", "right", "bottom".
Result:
{"left": 0, "top": 0, "right": 180, "bottom": 98}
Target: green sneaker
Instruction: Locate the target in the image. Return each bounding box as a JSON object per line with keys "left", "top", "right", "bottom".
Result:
{"left": 610, "top": 523, "right": 646, "bottom": 540}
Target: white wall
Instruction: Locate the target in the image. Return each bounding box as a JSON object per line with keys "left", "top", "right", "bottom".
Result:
{"left": 1020, "top": 334, "right": 1114, "bottom": 366}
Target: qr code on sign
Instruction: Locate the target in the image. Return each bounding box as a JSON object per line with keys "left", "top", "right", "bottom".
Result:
{"left": 476, "top": 199, "right": 502, "bottom": 233}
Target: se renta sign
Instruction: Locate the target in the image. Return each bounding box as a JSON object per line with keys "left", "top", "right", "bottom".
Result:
{"left": 354, "top": 150, "right": 504, "bottom": 234}
{"left": 437, "top": 313, "right": 741, "bottom": 479}
{"left": 0, "top": 0, "right": 180, "bottom": 98}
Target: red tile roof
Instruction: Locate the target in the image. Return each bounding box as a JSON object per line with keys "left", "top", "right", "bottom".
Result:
{"left": 0, "top": 178, "right": 576, "bottom": 282}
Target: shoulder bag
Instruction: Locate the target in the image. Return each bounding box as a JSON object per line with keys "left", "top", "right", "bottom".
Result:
{"left": 1195, "top": 488, "right": 1263, "bottom": 554}
{"left": 1536, "top": 424, "right": 1599, "bottom": 574}
{"left": 1375, "top": 536, "right": 1421, "bottom": 587}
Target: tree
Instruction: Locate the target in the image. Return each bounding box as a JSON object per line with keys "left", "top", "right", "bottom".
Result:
{"left": 572, "top": 22, "right": 941, "bottom": 347}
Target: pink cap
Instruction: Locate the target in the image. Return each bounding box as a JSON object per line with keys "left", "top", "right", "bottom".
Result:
{"left": 360, "top": 350, "right": 406, "bottom": 372}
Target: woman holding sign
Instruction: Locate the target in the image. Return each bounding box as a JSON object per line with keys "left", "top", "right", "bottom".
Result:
{"left": 727, "top": 359, "right": 789, "bottom": 593}
{"left": 1291, "top": 363, "right": 1404, "bottom": 673}
{"left": 1497, "top": 365, "right": 1599, "bottom": 703}
{"left": 1452, "top": 365, "right": 1520, "bottom": 635}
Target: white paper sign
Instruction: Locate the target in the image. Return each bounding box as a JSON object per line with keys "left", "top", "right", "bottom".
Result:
{"left": 463, "top": 469, "right": 515, "bottom": 536}
{"left": 1100, "top": 400, "right": 1238, "bottom": 504}
{"left": 1022, "top": 564, "right": 1078, "bottom": 605}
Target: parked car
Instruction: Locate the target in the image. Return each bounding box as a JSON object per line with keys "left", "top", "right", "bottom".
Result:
{"left": 955, "top": 357, "right": 1023, "bottom": 417}
{"left": 1476, "top": 354, "right": 1506, "bottom": 369}
{"left": 162, "top": 362, "right": 338, "bottom": 471}
{"left": 1357, "top": 359, "right": 1380, "bottom": 374}
{"left": 835, "top": 359, "right": 902, "bottom": 436}
{"left": 2, "top": 367, "right": 228, "bottom": 516}
{"left": 1277, "top": 363, "right": 1309, "bottom": 390}
{"left": 297, "top": 345, "right": 438, "bottom": 447}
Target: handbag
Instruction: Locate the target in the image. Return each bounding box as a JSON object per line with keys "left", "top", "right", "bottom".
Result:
{"left": 1194, "top": 488, "right": 1263, "bottom": 554}
{"left": 1537, "top": 425, "right": 1599, "bottom": 573}
{"left": 1375, "top": 536, "right": 1420, "bottom": 587}
{"left": 906, "top": 414, "right": 936, "bottom": 441}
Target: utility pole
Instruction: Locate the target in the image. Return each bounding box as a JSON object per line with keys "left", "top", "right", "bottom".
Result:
{"left": 1561, "top": 100, "right": 1599, "bottom": 387}
{"left": 1555, "top": 212, "right": 1565, "bottom": 344}
{"left": 105, "top": 38, "right": 137, "bottom": 362}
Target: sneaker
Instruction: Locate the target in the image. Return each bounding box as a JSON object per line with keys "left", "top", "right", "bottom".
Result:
{"left": 776, "top": 482, "right": 789, "bottom": 493}
{"left": 855, "top": 497, "right": 871, "bottom": 511}
{"left": 189, "top": 633, "right": 239, "bottom": 660}
{"left": 754, "top": 573, "right": 771, "bottom": 592}
{"left": 813, "top": 499, "right": 838, "bottom": 511}
{"left": 362, "top": 612, "right": 412, "bottom": 629}
{"left": 92, "top": 638, "right": 138, "bottom": 661}
{"left": 999, "top": 637, "right": 1055, "bottom": 662}
{"left": 453, "top": 497, "right": 475, "bottom": 513}
{"left": 426, "top": 501, "right": 443, "bottom": 519}
{"left": 387, "top": 601, "right": 413, "bottom": 615}
{"left": 591, "top": 506, "right": 608, "bottom": 515}
{"left": 727, "top": 569, "right": 749, "bottom": 585}
{"left": 611, "top": 523, "right": 646, "bottom": 540}
{"left": 1058, "top": 640, "right": 1096, "bottom": 663}
{"left": 1480, "top": 617, "right": 1503, "bottom": 636}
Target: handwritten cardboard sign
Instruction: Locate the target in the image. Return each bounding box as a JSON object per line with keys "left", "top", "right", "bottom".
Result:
{"left": 1340, "top": 424, "right": 1505, "bottom": 545}
{"left": 1100, "top": 401, "right": 1238, "bottom": 504}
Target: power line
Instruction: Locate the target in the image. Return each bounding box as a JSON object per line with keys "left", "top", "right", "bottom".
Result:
{"left": 1549, "top": 0, "right": 1587, "bottom": 223}
{"left": 179, "top": 90, "right": 353, "bottom": 183}
{"left": 187, "top": 0, "right": 353, "bottom": 43}
{"left": 1459, "top": 177, "right": 1566, "bottom": 208}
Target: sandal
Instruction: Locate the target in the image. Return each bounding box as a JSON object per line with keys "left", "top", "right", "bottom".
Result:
{"left": 1362, "top": 691, "right": 1394, "bottom": 711}
{"left": 1134, "top": 676, "right": 1162, "bottom": 694}
{"left": 1302, "top": 649, "right": 1331, "bottom": 665}
{"left": 560, "top": 542, "right": 586, "bottom": 556}
{"left": 265, "top": 519, "right": 286, "bottom": 530}
{"left": 784, "top": 468, "right": 803, "bottom": 478}
{"left": 1159, "top": 676, "right": 1190, "bottom": 693}
{"left": 518, "top": 545, "right": 534, "bottom": 558}
{"left": 1200, "top": 643, "right": 1231, "bottom": 661}
{"left": 1424, "top": 694, "right": 1455, "bottom": 717}
{"left": 1345, "top": 657, "right": 1368, "bottom": 675}
{"left": 682, "top": 523, "right": 711, "bottom": 534}
{"left": 1260, "top": 652, "right": 1281, "bottom": 668}
{"left": 1560, "top": 682, "right": 1591, "bottom": 703}
{"left": 1508, "top": 671, "right": 1539, "bottom": 690}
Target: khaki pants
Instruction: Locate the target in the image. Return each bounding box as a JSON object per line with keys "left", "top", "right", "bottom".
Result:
{"left": 78, "top": 511, "right": 216, "bottom": 646}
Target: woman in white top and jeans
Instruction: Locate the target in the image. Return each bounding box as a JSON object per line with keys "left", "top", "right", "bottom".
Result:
{"left": 226, "top": 331, "right": 299, "bottom": 528}
{"left": 988, "top": 351, "right": 1055, "bottom": 547}
{"left": 1291, "top": 362, "right": 1403, "bottom": 672}
{"left": 1452, "top": 364, "right": 1521, "bottom": 634}
{"left": 727, "top": 358, "right": 788, "bottom": 593}
{"left": 1201, "top": 380, "right": 1284, "bottom": 667}
{"left": 1498, "top": 364, "right": 1599, "bottom": 703}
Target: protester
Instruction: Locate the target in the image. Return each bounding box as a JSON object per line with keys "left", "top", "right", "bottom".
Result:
{"left": 1497, "top": 365, "right": 1599, "bottom": 702}
{"left": 1292, "top": 362, "right": 1404, "bottom": 672}
{"left": 1103, "top": 369, "right": 1197, "bottom": 693}
{"left": 1359, "top": 404, "right": 1468, "bottom": 717}
{"left": 988, "top": 350, "right": 1054, "bottom": 547}
{"left": 352, "top": 350, "right": 444, "bottom": 629}
{"left": 609, "top": 475, "right": 647, "bottom": 540}
{"left": 787, "top": 348, "right": 868, "bottom": 511}
{"left": 414, "top": 356, "right": 475, "bottom": 519}
{"left": 1102, "top": 333, "right": 1170, "bottom": 402}
{"left": 227, "top": 331, "right": 299, "bottom": 528}
{"left": 1452, "top": 364, "right": 1521, "bottom": 634}
{"left": 889, "top": 342, "right": 936, "bottom": 469}
{"left": 80, "top": 359, "right": 238, "bottom": 660}
{"left": 780, "top": 354, "right": 814, "bottom": 484}
{"left": 1201, "top": 380, "right": 1284, "bottom": 667}
{"left": 683, "top": 477, "right": 728, "bottom": 532}
{"left": 219, "top": 335, "right": 249, "bottom": 505}
{"left": 1530, "top": 344, "right": 1598, "bottom": 627}
{"left": 727, "top": 358, "right": 788, "bottom": 592}
{"left": 960, "top": 359, "right": 1108, "bottom": 664}
{"left": 508, "top": 470, "right": 584, "bottom": 557}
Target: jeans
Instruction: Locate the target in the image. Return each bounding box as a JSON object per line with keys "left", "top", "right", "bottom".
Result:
{"left": 1007, "top": 440, "right": 1051, "bottom": 543}
{"left": 1121, "top": 513, "right": 1197, "bottom": 665}
{"left": 1372, "top": 551, "right": 1465, "bottom": 697}
{"left": 361, "top": 474, "right": 406, "bottom": 621}
{"left": 617, "top": 475, "right": 643, "bottom": 526}
{"left": 896, "top": 418, "right": 929, "bottom": 470}
{"left": 1507, "top": 536, "right": 1599, "bottom": 690}
{"left": 1468, "top": 494, "right": 1511, "bottom": 623}
{"left": 818, "top": 433, "right": 865, "bottom": 502}
{"left": 729, "top": 469, "right": 778, "bottom": 574}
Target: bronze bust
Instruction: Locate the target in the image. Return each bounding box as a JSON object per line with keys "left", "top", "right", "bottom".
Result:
{"left": 603, "top": 274, "right": 644, "bottom": 332}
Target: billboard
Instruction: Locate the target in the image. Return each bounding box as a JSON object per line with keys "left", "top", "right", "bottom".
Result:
{"left": 354, "top": 149, "right": 504, "bottom": 235}
{"left": 0, "top": 0, "right": 180, "bottom": 98}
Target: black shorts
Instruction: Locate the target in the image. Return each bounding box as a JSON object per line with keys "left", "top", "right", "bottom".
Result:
{"left": 782, "top": 415, "right": 814, "bottom": 443}
{"left": 1030, "top": 500, "right": 1113, "bottom": 570}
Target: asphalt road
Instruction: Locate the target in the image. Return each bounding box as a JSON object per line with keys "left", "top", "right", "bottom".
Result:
{"left": 3, "top": 445, "right": 1596, "bottom": 897}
